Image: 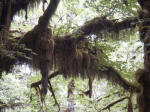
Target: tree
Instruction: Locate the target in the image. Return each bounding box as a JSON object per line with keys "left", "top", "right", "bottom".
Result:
{"left": 137, "top": 0, "right": 150, "bottom": 111}
{"left": 0, "top": 0, "right": 149, "bottom": 111}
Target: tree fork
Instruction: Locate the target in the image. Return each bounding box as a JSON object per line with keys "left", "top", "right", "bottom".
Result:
{"left": 31, "top": 71, "right": 61, "bottom": 89}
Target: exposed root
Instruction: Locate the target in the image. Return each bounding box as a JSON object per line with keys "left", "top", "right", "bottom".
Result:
{"left": 30, "top": 71, "right": 61, "bottom": 111}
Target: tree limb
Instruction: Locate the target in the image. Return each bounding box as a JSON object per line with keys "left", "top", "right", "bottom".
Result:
{"left": 38, "top": 0, "right": 60, "bottom": 29}
{"left": 97, "top": 91, "right": 120, "bottom": 102}
{"left": 48, "top": 80, "right": 60, "bottom": 111}
{"left": 0, "top": 102, "right": 24, "bottom": 110}
{"left": 97, "top": 66, "right": 140, "bottom": 92}
{"left": 31, "top": 70, "right": 61, "bottom": 88}
{"left": 100, "top": 97, "right": 128, "bottom": 111}
{"left": 58, "top": 16, "right": 139, "bottom": 40}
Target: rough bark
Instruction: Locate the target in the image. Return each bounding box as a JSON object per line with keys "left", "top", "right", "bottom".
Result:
{"left": 138, "top": 0, "right": 150, "bottom": 111}
{"left": 0, "top": 0, "right": 11, "bottom": 43}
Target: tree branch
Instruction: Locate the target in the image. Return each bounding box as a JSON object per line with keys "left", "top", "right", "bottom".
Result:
{"left": 69, "top": 16, "right": 138, "bottom": 39}
{"left": 0, "top": 102, "right": 24, "bottom": 110}
{"left": 100, "top": 97, "right": 128, "bottom": 111}
{"left": 31, "top": 70, "right": 61, "bottom": 88}
{"left": 38, "top": 0, "right": 60, "bottom": 28}
{"left": 97, "top": 66, "right": 140, "bottom": 92}
{"left": 97, "top": 91, "right": 120, "bottom": 102}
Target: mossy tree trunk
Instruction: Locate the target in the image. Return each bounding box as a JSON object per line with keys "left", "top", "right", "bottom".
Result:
{"left": 0, "top": 0, "right": 12, "bottom": 77}
{"left": 143, "top": 40, "right": 150, "bottom": 112}
{"left": 143, "top": 26, "right": 150, "bottom": 111}
{"left": 138, "top": 0, "right": 150, "bottom": 111}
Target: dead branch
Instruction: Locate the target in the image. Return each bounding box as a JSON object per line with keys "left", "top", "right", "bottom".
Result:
{"left": 100, "top": 97, "right": 129, "bottom": 111}
{"left": 97, "top": 91, "right": 120, "bottom": 102}
{"left": 0, "top": 102, "right": 24, "bottom": 110}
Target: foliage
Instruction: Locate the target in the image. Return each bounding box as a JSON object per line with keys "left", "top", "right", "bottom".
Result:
{"left": 84, "top": 0, "right": 140, "bottom": 19}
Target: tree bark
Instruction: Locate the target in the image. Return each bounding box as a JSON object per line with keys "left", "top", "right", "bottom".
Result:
{"left": 142, "top": 31, "right": 150, "bottom": 112}
{"left": 138, "top": 0, "right": 150, "bottom": 111}
{"left": 0, "top": 0, "right": 11, "bottom": 43}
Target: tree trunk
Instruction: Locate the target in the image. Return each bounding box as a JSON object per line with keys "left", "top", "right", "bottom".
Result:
{"left": 0, "top": 0, "right": 11, "bottom": 43}
{"left": 142, "top": 29, "right": 150, "bottom": 112}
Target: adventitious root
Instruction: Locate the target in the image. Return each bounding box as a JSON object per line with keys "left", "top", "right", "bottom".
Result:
{"left": 100, "top": 97, "right": 129, "bottom": 111}
{"left": 48, "top": 80, "right": 60, "bottom": 111}
{"left": 30, "top": 71, "right": 61, "bottom": 111}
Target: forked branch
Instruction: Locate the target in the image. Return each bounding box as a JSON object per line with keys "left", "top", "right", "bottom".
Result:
{"left": 31, "top": 70, "right": 61, "bottom": 88}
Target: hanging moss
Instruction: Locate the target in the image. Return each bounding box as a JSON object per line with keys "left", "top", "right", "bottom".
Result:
{"left": 54, "top": 36, "right": 97, "bottom": 79}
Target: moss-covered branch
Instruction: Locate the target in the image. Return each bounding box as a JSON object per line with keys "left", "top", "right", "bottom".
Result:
{"left": 98, "top": 66, "right": 140, "bottom": 92}
{"left": 31, "top": 71, "right": 61, "bottom": 88}
{"left": 31, "top": 66, "right": 140, "bottom": 93}
{"left": 55, "top": 16, "right": 138, "bottom": 40}
{"left": 76, "top": 17, "right": 138, "bottom": 36}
